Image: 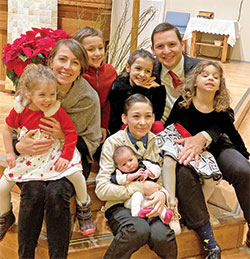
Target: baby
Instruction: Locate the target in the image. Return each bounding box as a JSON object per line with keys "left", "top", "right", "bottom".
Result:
{"left": 111, "top": 145, "right": 173, "bottom": 225}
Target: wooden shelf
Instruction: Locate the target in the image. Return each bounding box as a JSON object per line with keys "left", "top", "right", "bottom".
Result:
{"left": 195, "top": 42, "right": 223, "bottom": 48}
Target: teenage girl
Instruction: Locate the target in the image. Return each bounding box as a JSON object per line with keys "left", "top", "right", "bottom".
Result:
{"left": 95, "top": 93, "right": 177, "bottom": 259}
{"left": 158, "top": 60, "right": 249, "bottom": 258}
{"left": 108, "top": 48, "right": 166, "bottom": 135}
{"left": 0, "top": 64, "right": 95, "bottom": 241}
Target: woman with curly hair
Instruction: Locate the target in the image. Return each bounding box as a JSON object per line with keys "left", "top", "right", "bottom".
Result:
{"left": 157, "top": 60, "right": 249, "bottom": 259}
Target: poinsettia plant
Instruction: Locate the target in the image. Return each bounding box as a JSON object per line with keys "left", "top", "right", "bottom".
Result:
{"left": 2, "top": 27, "right": 71, "bottom": 87}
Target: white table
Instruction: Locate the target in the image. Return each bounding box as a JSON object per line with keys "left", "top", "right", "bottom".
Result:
{"left": 183, "top": 17, "right": 240, "bottom": 62}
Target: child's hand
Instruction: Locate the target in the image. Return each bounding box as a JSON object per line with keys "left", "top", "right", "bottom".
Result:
{"left": 54, "top": 157, "right": 69, "bottom": 172}
{"left": 140, "top": 169, "right": 154, "bottom": 182}
{"left": 100, "top": 128, "right": 107, "bottom": 143}
{"left": 126, "top": 168, "right": 144, "bottom": 182}
{"left": 6, "top": 152, "right": 16, "bottom": 169}
{"left": 138, "top": 76, "right": 160, "bottom": 89}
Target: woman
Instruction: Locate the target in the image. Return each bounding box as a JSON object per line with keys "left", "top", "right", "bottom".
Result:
{"left": 14, "top": 39, "right": 101, "bottom": 258}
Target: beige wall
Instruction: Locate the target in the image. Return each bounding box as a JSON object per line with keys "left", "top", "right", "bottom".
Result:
{"left": 164, "top": 0, "right": 250, "bottom": 62}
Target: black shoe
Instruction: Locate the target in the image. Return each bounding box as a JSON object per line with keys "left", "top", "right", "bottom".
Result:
{"left": 246, "top": 229, "right": 250, "bottom": 248}
{"left": 0, "top": 209, "right": 15, "bottom": 241}
{"left": 205, "top": 245, "right": 221, "bottom": 259}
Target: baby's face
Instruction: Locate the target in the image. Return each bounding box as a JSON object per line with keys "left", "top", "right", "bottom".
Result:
{"left": 116, "top": 149, "right": 139, "bottom": 173}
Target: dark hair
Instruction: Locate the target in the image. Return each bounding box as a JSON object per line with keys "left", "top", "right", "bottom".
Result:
{"left": 113, "top": 145, "right": 136, "bottom": 165}
{"left": 123, "top": 93, "right": 153, "bottom": 115}
{"left": 73, "top": 26, "right": 104, "bottom": 43}
{"left": 48, "top": 39, "right": 88, "bottom": 76}
{"left": 151, "top": 22, "right": 182, "bottom": 46}
{"left": 121, "top": 48, "right": 156, "bottom": 77}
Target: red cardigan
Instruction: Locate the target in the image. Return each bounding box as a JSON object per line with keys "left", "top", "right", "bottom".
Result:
{"left": 83, "top": 62, "right": 117, "bottom": 129}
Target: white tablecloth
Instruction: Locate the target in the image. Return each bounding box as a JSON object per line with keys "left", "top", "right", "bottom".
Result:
{"left": 183, "top": 17, "right": 240, "bottom": 47}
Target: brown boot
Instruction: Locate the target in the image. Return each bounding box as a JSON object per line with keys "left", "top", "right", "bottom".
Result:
{"left": 0, "top": 208, "right": 15, "bottom": 241}
{"left": 76, "top": 195, "right": 96, "bottom": 236}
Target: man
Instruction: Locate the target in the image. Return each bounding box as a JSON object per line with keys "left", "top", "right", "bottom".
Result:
{"left": 150, "top": 22, "right": 250, "bottom": 259}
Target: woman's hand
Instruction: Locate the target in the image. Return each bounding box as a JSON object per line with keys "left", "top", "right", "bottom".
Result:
{"left": 100, "top": 128, "right": 107, "bottom": 143}
{"left": 16, "top": 129, "right": 53, "bottom": 155}
{"left": 39, "top": 117, "right": 65, "bottom": 139}
{"left": 175, "top": 132, "right": 206, "bottom": 168}
{"left": 141, "top": 181, "right": 162, "bottom": 196}
{"left": 143, "top": 191, "right": 166, "bottom": 217}
{"left": 54, "top": 157, "right": 69, "bottom": 172}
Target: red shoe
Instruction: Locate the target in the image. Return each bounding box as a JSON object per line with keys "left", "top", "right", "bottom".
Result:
{"left": 138, "top": 208, "right": 152, "bottom": 218}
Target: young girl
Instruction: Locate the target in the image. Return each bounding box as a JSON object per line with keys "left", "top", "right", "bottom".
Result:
{"left": 95, "top": 93, "right": 177, "bottom": 259}
{"left": 0, "top": 64, "right": 95, "bottom": 241}
{"left": 111, "top": 145, "right": 174, "bottom": 225}
{"left": 73, "top": 27, "right": 117, "bottom": 144}
{"left": 108, "top": 48, "right": 166, "bottom": 135}
{"left": 157, "top": 60, "right": 249, "bottom": 258}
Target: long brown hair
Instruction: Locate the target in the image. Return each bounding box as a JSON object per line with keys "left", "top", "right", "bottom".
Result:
{"left": 179, "top": 60, "right": 231, "bottom": 112}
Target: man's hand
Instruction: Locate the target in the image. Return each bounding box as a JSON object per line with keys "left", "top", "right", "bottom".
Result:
{"left": 175, "top": 132, "right": 206, "bottom": 168}
{"left": 16, "top": 130, "right": 53, "bottom": 156}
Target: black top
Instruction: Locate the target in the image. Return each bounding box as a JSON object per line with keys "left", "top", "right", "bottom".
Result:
{"left": 166, "top": 96, "right": 249, "bottom": 159}
{"left": 108, "top": 75, "right": 166, "bottom": 134}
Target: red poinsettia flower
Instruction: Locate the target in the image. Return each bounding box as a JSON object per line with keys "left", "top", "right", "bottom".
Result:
{"left": 2, "top": 27, "right": 71, "bottom": 87}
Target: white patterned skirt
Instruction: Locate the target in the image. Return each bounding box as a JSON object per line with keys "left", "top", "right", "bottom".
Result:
{"left": 156, "top": 123, "right": 222, "bottom": 180}
{"left": 4, "top": 127, "right": 82, "bottom": 182}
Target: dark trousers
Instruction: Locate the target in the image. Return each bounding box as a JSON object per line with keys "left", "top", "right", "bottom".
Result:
{"left": 176, "top": 147, "right": 250, "bottom": 229}
{"left": 17, "top": 178, "right": 74, "bottom": 259}
{"left": 104, "top": 205, "right": 177, "bottom": 259}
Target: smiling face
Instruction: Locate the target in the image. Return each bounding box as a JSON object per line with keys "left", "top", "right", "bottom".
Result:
{"left": 81, "top": 36, "right": 105, "bottom": 69}
{"left": 195, "top": 65, "right": 220, "bottom": 95}
{"left": 122, "top": 102, "right": 155, "bottom": 140}
{"left": 126, "top": 56, "right": 154, "bottom": 86}
{"left": 151, "top": 30, "right": 183, "bottom": 70}
{"left": 26, "top": 81, "right": 57, "bottom": 112}
{"left": 115, "top": 148, "right": 139, "bottom": 173}
{"left": 49, "top": 44, "right": 81, "bottom": 89}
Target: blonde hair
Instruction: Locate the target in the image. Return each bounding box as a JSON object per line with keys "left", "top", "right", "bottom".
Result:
{"left": 14, "top": 63, "right": 58, "bottom": 113}
{"left": 179, "top": 60, "right": 231, "bottom": 112}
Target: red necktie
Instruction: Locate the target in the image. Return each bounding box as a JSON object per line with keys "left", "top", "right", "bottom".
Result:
{"left": 168, "top": 70, "right": 182, "bottom": 90}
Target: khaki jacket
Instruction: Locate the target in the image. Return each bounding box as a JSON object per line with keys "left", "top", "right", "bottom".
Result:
{"left": 95, "top": 128, "right": 163, "bottom": 211}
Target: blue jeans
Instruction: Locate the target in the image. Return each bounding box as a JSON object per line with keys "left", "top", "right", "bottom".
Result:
{"left": 104, "top": 205, "right": 177, "bottom": 259}
{"left": 17, "top": 178, "right": 74, "bottom": 259}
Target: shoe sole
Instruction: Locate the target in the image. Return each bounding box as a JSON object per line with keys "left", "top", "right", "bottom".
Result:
{"left": 0, "top": 219, "right": 16, "bottom": 242}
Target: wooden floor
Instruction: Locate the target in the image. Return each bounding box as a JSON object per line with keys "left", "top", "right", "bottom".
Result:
{"left": 0, "top": 59, "right": 249, "bottom": 258}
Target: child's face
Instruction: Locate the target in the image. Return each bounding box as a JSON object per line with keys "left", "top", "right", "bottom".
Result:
{"left": 126, "top": 57, "right": 154, "bottom": 86}
{"left": 122, "top": 102, "right": 155, "bottom": 140}
{"left": 81, "top": 36, "right": 105, "bottom": 69}
{"left": 26, "top": 82, "right": 57, "bottom": 112}
{"left": 195, "top": 65, "right": 220, "bottom": 95}
{"left": 116, "top": 149, "right": 139, "bottom": 173}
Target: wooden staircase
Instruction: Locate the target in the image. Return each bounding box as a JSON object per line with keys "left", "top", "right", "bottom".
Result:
{"left": 0, "top": 86, "right": 249, "bottom": 258}
{"left": 0, "top": 160, "right": 247, "bottom": 259}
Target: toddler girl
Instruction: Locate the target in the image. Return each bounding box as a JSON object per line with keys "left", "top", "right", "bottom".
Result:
{"left": 108, "top": 48, "right": 166, "bottom": 135}
{"left": 0, "top": 64, "right": 95, "bottom": 241}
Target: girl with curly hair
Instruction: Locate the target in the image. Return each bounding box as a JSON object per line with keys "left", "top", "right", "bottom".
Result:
{"left": 157, "top": 60, "right": 249, "bottom": 258}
